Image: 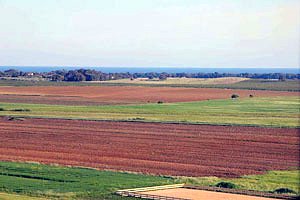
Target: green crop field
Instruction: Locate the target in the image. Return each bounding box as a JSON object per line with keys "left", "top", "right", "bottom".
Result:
{"left": 0, "top": 161, "right": 174, "bottom": 199}
{"left": 0, "top": 162, "right": 299, "bottom": 200}
{"left": 0, "top": 96, "right": 299, "bottom": 127}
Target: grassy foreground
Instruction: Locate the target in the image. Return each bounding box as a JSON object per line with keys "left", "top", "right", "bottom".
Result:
{"left": 0, "top": 162, "right": 299, "bottom": 199}
{"left": 0, "top": 162, "right": 174, "bottom": 199}
{"left": 0, "top": 193, "right": 47, "bottom": 200}
{"left": 0, "top": 96, "right": 299, "bottom": 127}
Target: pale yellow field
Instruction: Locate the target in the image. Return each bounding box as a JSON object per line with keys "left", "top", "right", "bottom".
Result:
{"left": 0, "top": 193, "right": 48, "bottom": 200}
{"left": 101, "top": 77, "right": 249, "bottom": 85}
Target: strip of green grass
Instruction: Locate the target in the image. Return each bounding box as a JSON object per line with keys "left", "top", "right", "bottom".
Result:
{"left": 179, "top": 170, "right": 300, "bottom": 194}
{"left": 0, "top": 96, "right": 299, "bottom": 127}
{"left": 0, "top": 162, "right": 299, "bottom": 199}
{"left": 0, "top": 79, "right": 299, "bottom": 91}
{"left": 0, "top": 193, "right": 47, "bottom": 200}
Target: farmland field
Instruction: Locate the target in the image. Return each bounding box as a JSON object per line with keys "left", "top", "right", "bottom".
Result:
{"left": 0, "top": 79, "right": 299, "bottom": 91}
{"left": 181, "top": 170, "right": 300, "bottom": 193}
{"left": 100, "top": 77, "right": 249, "bottom": 85}
{"left": 1, "top": 162, "right": 299, "bottom": 200}
{"left": 0, "top": 80, "right": 299, "bottom": 200}
{"left": 101, "top": 79, "right": 300, "bottom": 91}
{"left": 0, "top": 96, "right": 299, "bottom": 127}
{"left": 0, "top": 193, "right": 47, "bottom": 200}
{"left": 0, "top": 85, "right": 298, "bottom": 105}
{"left": 0, "top": 161, "right": 173, "bottom": 199}
{"left": 0, "top": 117, "right": 298, "bottom": 178}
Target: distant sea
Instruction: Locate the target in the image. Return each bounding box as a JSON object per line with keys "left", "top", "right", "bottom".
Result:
{"left": 0, "top": 66, "right": 299, "bottom": 74}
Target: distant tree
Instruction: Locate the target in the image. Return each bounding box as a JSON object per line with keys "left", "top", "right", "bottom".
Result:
{"left": 278, "top": 74, "right": 286, "bottom": 82}
{"left": 64, "top": 71, "right": 86, "bottom": 81}
{"left": 216, "top": 182, "right": 236, "bottom": 189}
{"left": 274, "top": 188, "right": 296, "bottom": 194}
{"left": 231, "top": 94, "right": 239, "bottom": 99}
{"left": 4, "top": 69, "right": 21, "bottom": 77}
{"left": 159, "top": 74, "right": 167, "bottom": 81}
{"left": 50, "top": 74, "right": 64, "bottom": 82}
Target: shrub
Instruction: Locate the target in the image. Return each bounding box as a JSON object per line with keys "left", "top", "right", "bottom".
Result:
{"left": 249, "top": 94, "right": 254, "bottom": 98}
{"left": 0, "top": 108, "right": 5, "bottom": 111}
{"left": 231, "top": 94, "right": 239, "bottom": 99}
{"left": 215, "top": 181, "right": 236, "bottom": 189}
{"left": 6, "top": 116, "right": 25, "bottom": 121}
{"left": 10, "top": 108, "right": 31, "bottom": 112}
{"left": 157, "top": 101, "right": 164, "bottom": 104}
{"left": 273, "top": 188, "right": 296, "bottom": 194}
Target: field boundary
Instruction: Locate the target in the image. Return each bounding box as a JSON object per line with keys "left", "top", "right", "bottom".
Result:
{"left": 184, "top": 185, "right": 298, "bottom": 200}
{"left": 116, "top": 184, "right": 189, "bottom": 200}
{"left": 1, "top": 115, "right": 299, "bottom": 129}
{"left": 116, "top": 184, "right": 299, "bottom": 200}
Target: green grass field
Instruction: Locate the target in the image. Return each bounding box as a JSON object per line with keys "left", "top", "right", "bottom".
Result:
{"left": 100, "top": 77, "right": 249, "bottom": 85}
{"left": 0, "top": 161, "right": 174, "bottom": 199}
{"left": 180, "top": 170, "right": 300, "bottom": 194}
{"left": 0, "top": 96, "right": 299, "bottom": 127}
{"left": 0, "top": 79, "right": 299, "bottom": 91}
{"left": 0, "top": 162, "right": 299, "bottom": 200}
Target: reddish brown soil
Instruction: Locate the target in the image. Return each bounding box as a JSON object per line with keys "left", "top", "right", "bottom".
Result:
{"left": 0, "top": 117, "right": 299, "bottom": 177}
{"left": 0, "top": 86, "right": 298, "bottom": 105}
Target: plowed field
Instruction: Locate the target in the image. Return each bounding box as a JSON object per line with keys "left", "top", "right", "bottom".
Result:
{"left": 0, "top": 86, "right": 298, "bottom": 105}
{"left": 0, "top": 117, "right": 298, "bottom": 177}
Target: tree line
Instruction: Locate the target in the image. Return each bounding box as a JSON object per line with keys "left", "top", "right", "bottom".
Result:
{"left": 0, "top": 69, "right": 299, "bottom": 82}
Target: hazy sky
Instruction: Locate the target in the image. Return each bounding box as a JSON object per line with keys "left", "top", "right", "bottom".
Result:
{"left": 0, "top": 0, "right": 299, "bottom": 68}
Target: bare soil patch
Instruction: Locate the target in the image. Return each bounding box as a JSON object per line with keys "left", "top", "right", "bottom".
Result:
{"left": 0, "top": 86, "right": 298, "bottom": 105}
{"left": 0, "top": 117, "right": 298, "bottom": 177}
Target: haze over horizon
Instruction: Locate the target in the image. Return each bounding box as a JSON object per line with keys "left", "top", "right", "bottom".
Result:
{"left": 0, "top": 0, "right": 299, "bottom": 68}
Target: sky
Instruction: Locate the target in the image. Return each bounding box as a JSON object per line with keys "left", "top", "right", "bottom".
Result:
{"left": 0, "top": 0, "right": 299, "bottom": 68}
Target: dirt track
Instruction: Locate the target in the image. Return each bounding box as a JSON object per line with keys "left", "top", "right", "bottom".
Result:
{"left": 141, "top": 188, "right": 281, "bottom": 200}
{"left": 0, "top": 117, "right": 298, "bottom": 177}
{"left": 0, "top": 86, "right": 298, "bottom": 105}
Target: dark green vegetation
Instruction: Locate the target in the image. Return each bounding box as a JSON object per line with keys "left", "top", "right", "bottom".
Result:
{"left": 0, "top": 79, "right": 299, "bottom": 91}
{"left": 0, "top": 108, "right": 30, "bottom": 112}
{"left": 215, "top": 182, "right": 237, "bottom": 189}
{"left": 1, "top": 162, "right": 299, "bottom": 199}
{"left": 0, "top": 96, "right": 299, "bottom": 127}
{"left": 0, "top": 161, "right": 175, "bottom": 199}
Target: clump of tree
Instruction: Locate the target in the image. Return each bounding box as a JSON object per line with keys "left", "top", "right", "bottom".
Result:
{"left": 10, "top": 108, "right": 31, "bottom": 112}
{"left": 273, "top": 188, "right": 296, "bottom": 194}
{"left": 159, "top": 73, "right": 168, "bottom": 81}
{"left": 215, "top": 182, "right": 236, "bottom": 189}
{"left": 231, "top": 94, "right": 239, "bottom": 99}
